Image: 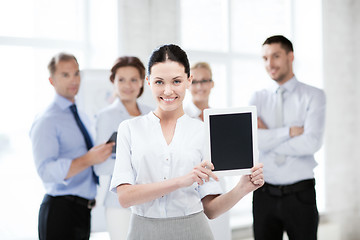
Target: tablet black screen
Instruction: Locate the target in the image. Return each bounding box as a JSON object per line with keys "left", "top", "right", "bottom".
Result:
{"left": 209, "top": 113, "right": 253, "bottom": 171}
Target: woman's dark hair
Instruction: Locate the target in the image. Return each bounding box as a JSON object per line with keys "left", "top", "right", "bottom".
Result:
{"left": 148, "top": 44, "right": 190, "bottom": 77}
{"left": 110, "top": 56, "right": 145, "bottom": 98}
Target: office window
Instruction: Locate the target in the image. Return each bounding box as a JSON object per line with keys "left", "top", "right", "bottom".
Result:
{"left": 181, "top": 0, "right": 324, "bottom": 228}
{"left": 231, "top": 0, "right": 291, "bottom": 54}
{"left": 0, "top": 0, "right": 85, "bottom": 40}
{"left": 88, "top": 0, "right": 118, "bottom": 68}
{"left": 231, "top": 58, "right": 268, "bottom": 106}
{"left": 0, "top": 1, "right": 324, "bottom": 239}
{"left": 0, "top": 0, "right": 117, "bottom": 239}
{"left": 181, "top": 0, "right": 229, "bottom": 52}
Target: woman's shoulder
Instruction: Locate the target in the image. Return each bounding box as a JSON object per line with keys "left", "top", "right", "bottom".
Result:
{"left": 181, "top": 114, "right": 205, "bottom": 134}
{"left": 183, "top": 113, "right": 204, "bottom": 124}
{"left": 122, "top": 112, "right": 153, "bottom": 127}
{"left": 96, "top": 101, "right": 121, "bottom": 117}
{"left": 117, "top": 113, "right": 154, "bottom": 139}
{"left": 138, "top": 102, "right": 154, "bottom": 115}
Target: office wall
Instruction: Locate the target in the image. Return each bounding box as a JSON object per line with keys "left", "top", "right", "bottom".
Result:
{"left": 323, "top": 0, "right": 360, "bottom": 239}
{"left": 117, "top": 0, "right": 180, "bottom": 62}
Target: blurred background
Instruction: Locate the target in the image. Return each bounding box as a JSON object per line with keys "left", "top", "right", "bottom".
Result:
{"left": 0, "top": 0, "right": 359, "bottom": 239}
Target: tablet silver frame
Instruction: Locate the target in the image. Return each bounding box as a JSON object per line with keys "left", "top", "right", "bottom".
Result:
{"left": 204, "top": 106, "right": 258, "bottom": 176}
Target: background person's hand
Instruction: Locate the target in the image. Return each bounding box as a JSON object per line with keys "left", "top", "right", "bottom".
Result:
{"left": 87, "top": 142, "right": 114, "bottom": 165}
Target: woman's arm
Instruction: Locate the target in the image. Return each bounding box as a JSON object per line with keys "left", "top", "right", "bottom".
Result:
{"left": 93, "top": 112, "right": 118, "bottom": 176}
{"left": 116, "top": 161, "right": 218, "bottom": 208}
{"left": 202, "top": 163, "right": 264, "bottom": 219}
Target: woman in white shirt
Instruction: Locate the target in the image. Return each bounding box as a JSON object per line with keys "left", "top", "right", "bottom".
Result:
{"left": 94, "top": 56, "right": 153, "bottom": 240}
{"left": 184, "top": 62, "right": 214, "bottom": 121}
{"left": 110, "top": 44, "right": 264, "bottom": 240}
{"left": 185, "top": 62, "right": 231, "bottom": 240}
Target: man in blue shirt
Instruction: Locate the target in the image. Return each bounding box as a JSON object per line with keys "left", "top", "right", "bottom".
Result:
{"left": 30, "top": 53, "right": 114, "bottom": 239}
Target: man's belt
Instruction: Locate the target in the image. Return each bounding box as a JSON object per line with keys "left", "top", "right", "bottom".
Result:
{"left": 263, "top": 179, "right": 315, "bottom": 197}
{"left": 55, "top": 195, "right": 96, "bottom": 209}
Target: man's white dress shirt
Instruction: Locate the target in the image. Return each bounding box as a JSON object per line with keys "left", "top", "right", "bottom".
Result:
{"left": 249, "top": 76, "right": 326, "bottom": 185}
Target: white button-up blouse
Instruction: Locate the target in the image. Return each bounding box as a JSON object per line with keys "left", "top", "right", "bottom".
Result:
{"left": 94, "top": 98, "right": 153, "bottom": 207}
{"left": 110, "top": 112, "right": 223, "bottom": 218}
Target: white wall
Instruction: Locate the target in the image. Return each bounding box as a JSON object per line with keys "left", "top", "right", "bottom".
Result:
{"left": 117, "top": 0, "right": 180, "bottom": 63}
{"left": 323, "top": 0, "right": 360, "bottom": 239}
{"left": 115, "top": 0, "right": 180, "bottom": 109}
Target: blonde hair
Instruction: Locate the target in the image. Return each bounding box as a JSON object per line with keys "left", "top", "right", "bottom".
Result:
{"left": 190, "top": 62, "right": 212, "bottom": 79}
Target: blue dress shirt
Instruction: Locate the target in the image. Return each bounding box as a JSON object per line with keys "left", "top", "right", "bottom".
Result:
{"left": 30, "top": 94, "right": 97, "bottom": 199}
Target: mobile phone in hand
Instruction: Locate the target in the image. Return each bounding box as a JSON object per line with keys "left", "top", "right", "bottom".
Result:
{"left": 106, "top": 132, "right": 117, "bottom": 153}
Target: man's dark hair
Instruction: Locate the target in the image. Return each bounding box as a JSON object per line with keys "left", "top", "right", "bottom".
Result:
{"left": 148, "top": 44, "right": 190, "bottom": 77}
{"left": 263, "top": 35, "right": 294, "bottom": 53}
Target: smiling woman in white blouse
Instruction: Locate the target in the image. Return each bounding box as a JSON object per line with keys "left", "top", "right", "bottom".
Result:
{"left": 94, "top": 56, "right": 153, "bottom": 240}
{"left": 110, "top": 44, "right": 264, "bottom": 240}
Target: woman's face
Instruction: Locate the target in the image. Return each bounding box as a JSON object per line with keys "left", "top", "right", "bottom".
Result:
{"left": 189, "top": 67, "right": 214, "bottom": 103}
{"left": 147, "top": 60, "right": 191, "bottom": 114}
{"left": 113, "top": 66, "right": 143, "bottom": 102}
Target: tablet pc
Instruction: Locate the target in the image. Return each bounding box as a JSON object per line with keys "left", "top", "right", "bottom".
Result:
{"left": 203, "top": 106, "right": 258, "bottom": 176}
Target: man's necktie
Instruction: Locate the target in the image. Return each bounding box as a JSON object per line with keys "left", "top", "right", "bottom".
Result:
{"left": 70, "top": 104, "right": 99, "bottom": 184}
{"left": 275, "top": 87, "right": 286, "bottom": 165}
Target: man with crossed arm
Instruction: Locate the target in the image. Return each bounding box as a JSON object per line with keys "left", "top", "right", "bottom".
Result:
{"left": 250, "top": 35, "right": 326, "bottom": 240}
